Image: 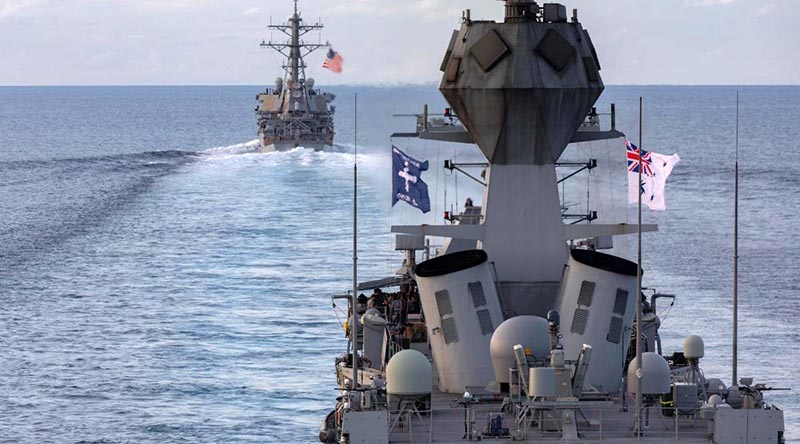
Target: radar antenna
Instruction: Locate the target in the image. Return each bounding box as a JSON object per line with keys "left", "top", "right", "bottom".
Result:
{"left": 260, "top": 0, "right": 328, "bottom": 85}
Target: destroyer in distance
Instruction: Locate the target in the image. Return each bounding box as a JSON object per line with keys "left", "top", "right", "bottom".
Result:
{"left": 255, "top": 0, "right": 335, "bottom": 152}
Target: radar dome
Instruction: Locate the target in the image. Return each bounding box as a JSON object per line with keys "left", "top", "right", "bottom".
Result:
{"left": 386, "top": 349, "right": 432, "bottom": 395}
{"left": 706, "top": 378, "right": 727, "bottom": 396}
{"left": 275, "top": 77, "right": 283, "bottom": 92}
{"left": 683, "top": 335, "right": 704, "bottom": 359}
{"left": 306, "top": 78, "right": 315, "bottom": 89}
{"left": 490, "top": 316, "right": 549, "bottom": 383}
{"left": 627, "top": 352, "right": 671, "bottom": 395}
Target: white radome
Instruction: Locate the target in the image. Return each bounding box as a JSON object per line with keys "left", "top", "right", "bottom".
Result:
{"left": 490, "top": 315, "right": 550, "bottom": 383}
{"left": 627, "top": 352, "right": 671, "bottom": 395}
{"left": 386, "top": 349, "right": 433, "bottom": 396}
{"left": 683, "top": 335, "right": 705, "bottom": 359}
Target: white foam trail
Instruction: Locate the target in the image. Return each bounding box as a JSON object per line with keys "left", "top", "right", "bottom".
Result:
{"left": 201, "top": 139, "right": 261, "bottom": 156}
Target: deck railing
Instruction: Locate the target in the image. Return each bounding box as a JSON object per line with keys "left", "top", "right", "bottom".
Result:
{"left": 383, "top": 403, "right": 712, "bottom": 443}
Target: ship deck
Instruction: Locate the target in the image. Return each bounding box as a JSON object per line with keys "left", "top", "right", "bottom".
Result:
{"left": 381, "top": 343, "right": 713, "bottom": 443}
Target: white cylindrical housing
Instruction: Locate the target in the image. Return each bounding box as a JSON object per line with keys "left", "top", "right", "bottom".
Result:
{"left": 550, "top": 349, "right": 565, "bottom": 368}
{"left": 683, "top": 335, "right": 705, "bottom": 359}
{"left": 416, "top": 250, "right": 504, "bottom": 393}
{"left": 361, "top": 310, "right": 387, "bottom": 370}
{"left": 556, "top": 249, "right": 639, "bottom": 393}
{"left": 490, "top": 316, "right": 550, "bottom": 383}
{"left": 529, "top": 367, "right": 557, "bottom": 398}
{"left": 386, "top": 349, "right": 432, "bottom": 396}
{"left": 627, "top": 352, "right": 671, "bottom": 395}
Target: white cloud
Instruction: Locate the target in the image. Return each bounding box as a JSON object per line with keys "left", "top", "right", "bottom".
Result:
{"left": 756, "top": 3, "right": 775, "bottom": 16}
{"left": 0, "top": 0, "right": 47, "bottom": 19}
{"left": 243, "top": 5, "right": 260, "bottom": 16}
{"left": 685, "top": 0, "right": 734, "bottom": 6}
{"left": 322, "top": 0, "right": 462, "bottom": 22}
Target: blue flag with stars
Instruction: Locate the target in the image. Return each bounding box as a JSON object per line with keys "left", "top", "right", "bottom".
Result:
{"left": 392, "top": 145, "right": 431, "bottom": 213}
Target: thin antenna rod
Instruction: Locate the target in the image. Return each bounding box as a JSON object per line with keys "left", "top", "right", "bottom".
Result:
{"left": 351, "top": 92, "right": 359, "bottom": 405}
{"left": 635, "top": 96, "right": 643, "bottom": 438}
{"left": 733, "top": 91, "right": 739, "bottom": 386}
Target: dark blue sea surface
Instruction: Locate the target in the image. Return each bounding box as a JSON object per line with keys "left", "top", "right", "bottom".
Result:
{"left": 0, "top": 85, "right": 798, "bottom": 443}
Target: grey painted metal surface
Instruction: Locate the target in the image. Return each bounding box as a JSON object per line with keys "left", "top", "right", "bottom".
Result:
{"left": 321, "top": 2, "right": 788, "bottom": 443}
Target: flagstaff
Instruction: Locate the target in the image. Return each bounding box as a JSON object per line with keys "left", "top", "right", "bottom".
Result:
{"left": 635, "top": 96, "right": 643, "bottom": 438}
{"left": 733, "top": 91, "right": 739, "bottom": 386}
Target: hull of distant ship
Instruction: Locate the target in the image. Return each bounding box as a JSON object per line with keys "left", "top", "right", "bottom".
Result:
{"left": 258, "top": 136, "right": 333, "bottom": 153}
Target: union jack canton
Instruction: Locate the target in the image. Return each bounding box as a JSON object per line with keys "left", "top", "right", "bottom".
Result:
{"left": 626, "top": 140, "right": 654, "bottom": 177}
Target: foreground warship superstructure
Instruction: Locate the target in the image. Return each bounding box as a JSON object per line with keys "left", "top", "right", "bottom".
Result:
{"left": 321, "top": 2, "right": 787, "bottom": 443}
{"left": 255, "top": 0, "right": 335, "bottom": 151}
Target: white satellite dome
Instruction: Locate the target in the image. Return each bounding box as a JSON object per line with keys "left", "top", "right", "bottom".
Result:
{"left": 627, "top": 352, "right": 671, "bottom": 395}
{"left": 683, "top": 335, "right": 705, "bottom": 359}
{"left": 306, "top": 78, "right": 315, "bottom": 89}
{"left": 490, "top": 316, "right": 550, "bottom": 383}
{"left": 386, "top": 349, "right": 432, "bottom": 396}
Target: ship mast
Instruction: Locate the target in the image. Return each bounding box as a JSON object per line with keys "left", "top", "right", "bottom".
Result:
{"left": 260, "top": 0, "right": 327, "bottom": 85}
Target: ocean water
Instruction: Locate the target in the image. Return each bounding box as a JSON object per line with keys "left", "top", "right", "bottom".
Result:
{"left": 0, "top": 85, "right": 798, "bottom": 443}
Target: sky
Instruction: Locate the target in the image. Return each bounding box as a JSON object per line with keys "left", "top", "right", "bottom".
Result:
{"left": 0, "top": 0, "right": 798, "bottom": 86}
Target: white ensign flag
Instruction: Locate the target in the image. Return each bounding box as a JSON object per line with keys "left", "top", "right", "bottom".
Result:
{"left": 626, "top": 140, "right": 680, "bottom": 211}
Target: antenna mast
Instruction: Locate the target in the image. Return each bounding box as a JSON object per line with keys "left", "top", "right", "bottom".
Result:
{"left": 733, "top": 91, "right": 739, "bottom": 386}
{"left": 351, "top": 93, "right": 360, "bottom": 405}
{"left": 260, "top": 0, "right": 327, "bottom": 84}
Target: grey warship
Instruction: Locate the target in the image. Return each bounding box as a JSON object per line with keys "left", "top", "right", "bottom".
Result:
{"left": 255, "top": 0, "right": 335, "bottom": 152}
{"left": 320, "top": 1, "right": 788, "bottom": 443}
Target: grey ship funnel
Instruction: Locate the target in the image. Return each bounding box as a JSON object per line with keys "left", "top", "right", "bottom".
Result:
{"left": 439, "top": 0, "right": 603, "bottom": 165}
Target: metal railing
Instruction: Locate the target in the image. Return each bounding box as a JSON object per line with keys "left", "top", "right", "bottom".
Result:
{"left": 381, "top": 403, "right": 713, "bottom": 443}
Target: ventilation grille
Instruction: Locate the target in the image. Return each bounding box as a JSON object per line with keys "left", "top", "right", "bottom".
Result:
{"left": 577, "top": 281, "right": 595, "bottom": 307}
{"left": 435, "top": 290, "right": 453, "bottom": 317}
{"left": 613, "top": 289, "right": 628, "bottom": 315}
{"left": 607, "top": 317, "right": 623, "bottom": 344}
{"left": 441, "top": 317, "right": 459, "bottom": 345}
{"left": 468, "top": 282, "right": 486, "bottom": 308}
{"left": 571, "top": 308, "right": 589, "bottom": 334}
{"left": 477, "top": 309, "right": 494, "bottom": 336}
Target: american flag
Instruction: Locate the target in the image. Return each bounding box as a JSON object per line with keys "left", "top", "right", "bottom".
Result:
{"left": 323, "top": 48, "right": 343, "bottom": 74}
{"left": 626, "top": 140, "right": 654, "bottom": 177}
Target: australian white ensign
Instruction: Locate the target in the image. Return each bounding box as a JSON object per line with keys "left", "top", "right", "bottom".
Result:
{"left": 392, "top": 145, "right": 431, "bottom": 213}
{"left": 626, "top": 140, "right": 680, "bottom": 211}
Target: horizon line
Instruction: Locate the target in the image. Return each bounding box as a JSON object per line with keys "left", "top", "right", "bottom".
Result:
{"left": 0, "top": 83, "right": 798, "bottom": 88}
